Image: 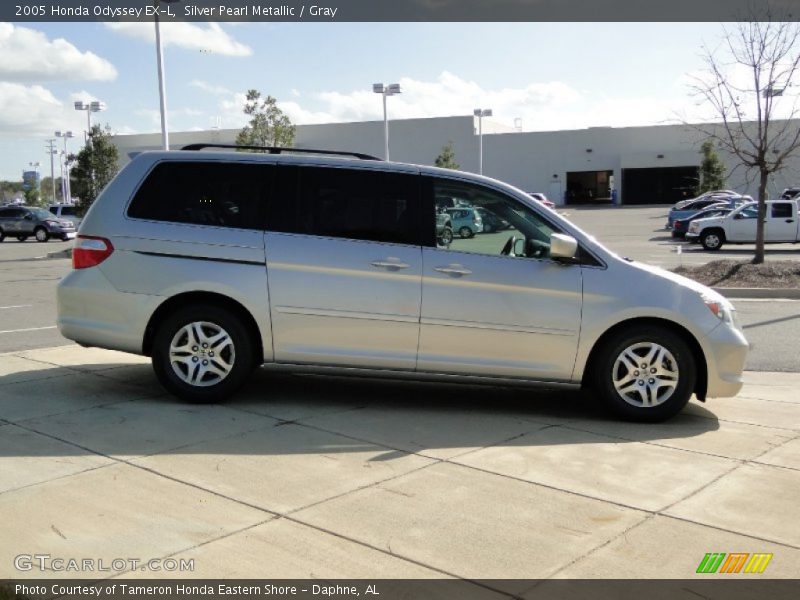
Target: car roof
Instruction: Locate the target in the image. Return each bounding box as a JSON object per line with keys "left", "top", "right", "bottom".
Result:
{"left": 132, "top": 150, "right": 520, "bottom": 192}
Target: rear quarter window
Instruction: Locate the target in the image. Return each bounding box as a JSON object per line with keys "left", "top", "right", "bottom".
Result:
{"left": 127, "top": 162, "right": 271, "bottom": 230}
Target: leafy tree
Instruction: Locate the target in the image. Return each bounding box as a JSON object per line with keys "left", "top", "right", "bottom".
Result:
{"left": 69, "top": 124, "right": 119, "bottom": 215}
{"left": 697, "top": 140, "right": 727, "bottom": 194}
{"left": 235, "top": 90, "right": 295, "bottom": 149}
{"left": 688, "top": 14, "right": 800, "bottom": 263}
{"left": 434, "top": 141, "right": 460, "bottom": 170}
{"left": 23, "top": 184, "right": 40, "bottom": 206}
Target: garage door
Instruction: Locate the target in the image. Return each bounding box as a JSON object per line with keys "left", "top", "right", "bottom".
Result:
{"left": 622, "top": 166, "right": 699, "bottom": 205}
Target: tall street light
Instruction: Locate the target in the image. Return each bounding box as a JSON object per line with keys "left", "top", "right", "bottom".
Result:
{"left": 74, "top": 100, "right": 106, "bottom": 146}
{"left": 373, "top": 83, "right": 401, "bottom": 160}
{"left": 45, "top": 139, "right": 57, "bottom": 203}
{"left": 155, "top": 0, "right": 182, "bottom": 150}
{"left": 56, "top": 130, "right": 74, "bottom": 203}
{"left": 474, "top": 108, "right": 492, "bottom": 175}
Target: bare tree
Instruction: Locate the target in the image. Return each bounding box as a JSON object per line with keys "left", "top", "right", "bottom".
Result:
{"left": 688, "top": 15, "right": 800, "bottom": 263}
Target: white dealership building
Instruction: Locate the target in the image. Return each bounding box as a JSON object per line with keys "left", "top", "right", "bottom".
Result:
{"left": 113, "top": 115, "right": 800, "bottom": 206}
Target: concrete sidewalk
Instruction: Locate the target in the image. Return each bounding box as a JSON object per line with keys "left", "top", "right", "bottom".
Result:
{"left": 1, "top": 345, "right": 799, "bottom": 586}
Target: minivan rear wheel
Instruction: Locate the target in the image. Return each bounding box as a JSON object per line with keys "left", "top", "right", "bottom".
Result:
{"left": 592, "top": 325, "right": 696, "bottom": 422}
{"left": 152, "top": 304, "right": 254, "bottom": 403}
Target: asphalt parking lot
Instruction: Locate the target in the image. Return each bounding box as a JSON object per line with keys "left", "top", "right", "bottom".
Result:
{"left": 1, "top": 206, "right": 799, "bottom": 583}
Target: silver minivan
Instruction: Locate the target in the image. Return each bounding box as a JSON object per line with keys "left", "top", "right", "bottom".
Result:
{"left": 57, "top": 146, "right": 749, "bottom": 421}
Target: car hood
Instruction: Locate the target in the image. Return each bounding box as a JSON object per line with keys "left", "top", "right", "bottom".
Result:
{"left": 625, "top": 259, "right": 725, "bottom": 302}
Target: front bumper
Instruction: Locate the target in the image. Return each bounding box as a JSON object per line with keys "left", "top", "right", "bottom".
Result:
{"left": 702, "top": 322, "right": 750, "bottom": 398}
{"left": 685, "top": 232, "right": 700, "bottom": 241}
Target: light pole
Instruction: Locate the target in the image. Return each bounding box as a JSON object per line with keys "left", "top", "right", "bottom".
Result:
{"left": 474, "top": 108, "right": 492, "bottom": 175}
{"left": 56, "top": 130, "right": 74, "bottom": 203}
{"left": 45, "top": 139, "right": 57, "bottom": 203}
{"left": 373, "top": 83, "right": 401, "bottom": 160}
{"left": 154, "top": 0, "right": 182, "bottom": 150}
{"left": 74, "top": 100, "right": 106, "bottom": 146}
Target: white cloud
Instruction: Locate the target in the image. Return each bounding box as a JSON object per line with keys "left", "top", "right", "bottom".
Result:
{"left": 191, "top": 80, "right": 233, "bottom": 96}
{"left": 0, "top": 83, "right": 89, "bottom": 139}
{"left": 0, "top": 23, "right": 117, "bottom": 82}
{"left": 106, "top": 23, "right": 252, "bottom": 57}
{"left": 211, "top": 71, "right": 745, "bottom": 134}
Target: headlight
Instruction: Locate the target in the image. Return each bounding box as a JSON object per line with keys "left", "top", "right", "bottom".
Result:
{"left": 44, "top": 220, "right": 59, "bottom": 227}
{"left": 703, "top": 295, "right": 735, "bottom": 326}
{"left": 688, "top": 222, "right": 699, "bottom": 233}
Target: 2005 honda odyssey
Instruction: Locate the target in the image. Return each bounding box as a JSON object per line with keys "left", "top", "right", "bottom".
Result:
{"left": 57, "top": 145, "right": 749, "bottom": 421}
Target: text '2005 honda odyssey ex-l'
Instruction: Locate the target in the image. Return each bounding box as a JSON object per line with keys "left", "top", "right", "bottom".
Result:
{"left": 57, "top": 145, "right": 749, "bottom": 421}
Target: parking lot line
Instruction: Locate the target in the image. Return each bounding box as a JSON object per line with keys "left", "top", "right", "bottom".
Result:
{"left": 0, "top": 305, "right": 33, "bottom": 310}
{"left": 0, "top": 326, "right": 57, "bottom": 334}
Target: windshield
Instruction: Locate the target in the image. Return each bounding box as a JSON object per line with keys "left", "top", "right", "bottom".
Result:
{"left": 30, "top": 209, "right": 54, "bottom": 220}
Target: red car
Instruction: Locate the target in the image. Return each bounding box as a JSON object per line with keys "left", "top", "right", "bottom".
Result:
{"left": 528, "top": 192, "right": 556, "bottom": 209}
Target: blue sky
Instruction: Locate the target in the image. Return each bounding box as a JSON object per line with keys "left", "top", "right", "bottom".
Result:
{"left": 0, "top": 21, "right": 728, "bottom": 181}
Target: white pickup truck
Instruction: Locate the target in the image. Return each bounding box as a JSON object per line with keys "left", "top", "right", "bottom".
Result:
{"left": 686, "top": 200, "right": 800, "bottom": 250}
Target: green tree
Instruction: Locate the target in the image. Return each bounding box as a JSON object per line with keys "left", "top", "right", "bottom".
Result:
{"left": 24, "top": 183, "right": 41, "bottom": 206}
{"left": 696, "top": 140, "right": 726, "bottom": 194}
{"left": 235, "top": 90, "right": 295, "bottom": 149}
{"left": 434, "top": 141, "right": 460, "bottom": 170}
{"left": 69, "top": 124, "right": 119, "bottom": 215}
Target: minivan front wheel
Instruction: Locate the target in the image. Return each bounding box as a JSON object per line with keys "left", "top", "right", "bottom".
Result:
{"left": 152, "top": 304, "right": 254, "bottom": 403}
{"left": 593, "top": 325, "right": 696, "bottom": 421}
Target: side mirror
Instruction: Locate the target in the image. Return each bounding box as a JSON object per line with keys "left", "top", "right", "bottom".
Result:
{"left": 550, "top": 233, "right": 578, "bottom": 260}
{"left": 733, "top": 214, "right": 742, "bottom": 220}
{"left": 24, "top": 214, "right": 33, "bottom": 220}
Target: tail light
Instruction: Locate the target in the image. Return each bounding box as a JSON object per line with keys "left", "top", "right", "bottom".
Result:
{"left": 73, "top": 235, "right": 114, "bottom": 269}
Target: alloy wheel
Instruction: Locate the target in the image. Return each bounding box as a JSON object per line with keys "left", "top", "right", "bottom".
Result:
{"left": 169, "top": 321, "right": 236, "bottom": 387}
{"left": 612, "top": 342, "right": 679, "bottom": 407}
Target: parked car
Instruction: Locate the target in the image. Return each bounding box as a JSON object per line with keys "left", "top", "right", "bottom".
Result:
{"left": 445, "top": 206, "right": 484, "bottom": 238}
{"left": 57, "top": 144, "right": 749, "bottom": 422}
{"left": 671, "top": 207, "right": 733, "bottom": 238}
{"left": 48, "top": 203, "right": 82, "bottom": 229}
{"left": 667, "top": 195, "right": 750, "bottom": 229}
{"left": 780, "top": 187, "right": 800, "bottom": 200}
{"left": 687, "top": 200, "right": 800, "bottom": 250}
{"left": 672, "top": 190, "right": 739, "bottom": 210}
{"left": 475, "top": 207, "right": 510, "bottom": 233}
{"left": 528, "top": 192, "right": 556, "bottom": 209}
{"left": 0, "top": 205, "right": 76, "bottom": 242}
{"left": 436, "top": 212, "right": 453, "bottom": 246}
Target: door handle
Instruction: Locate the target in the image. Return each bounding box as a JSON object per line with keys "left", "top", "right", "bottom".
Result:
{"left": 786, "top": 219, "right": 795, "bottom": 223}
{"left": 434, "top": 264, "right": 472, "bottom": 276}
{"left": 371, "top": 259, "right": 410, "bottom": 270}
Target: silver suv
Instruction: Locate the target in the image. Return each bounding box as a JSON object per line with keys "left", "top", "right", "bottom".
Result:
{"left": 57, "top": 145, "right": 749, "bottom": 421}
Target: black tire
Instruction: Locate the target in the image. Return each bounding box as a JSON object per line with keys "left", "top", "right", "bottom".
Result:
{"left": 592, "top": 324, "right": 697, "bottom": 422}
{"left": 34, "top": 227, "right": 49, "bottom": 243}
{"left": 151, "top": 304, "right": 255, "bottom": 403}
{"left": 16, "top": 235, "right": 28, "bottom": 242}
{"left": 700, "top": 229, "right": 724, "bottom": 251}
{"left": 0, "top": 229, "right": 4, "bottom": 242}
{"left": 438, "top": 227, "right": 453, "bottom": 246}
{"left": 459, "top": 226, "right": 474, "bottom": 239}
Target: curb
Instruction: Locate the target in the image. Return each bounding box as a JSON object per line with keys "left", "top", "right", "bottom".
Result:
{"left": 45, "top": 248, "right": 72, "bottom": 260}
{"left": 713, "top": 287, "right": 800, "bottom": 299}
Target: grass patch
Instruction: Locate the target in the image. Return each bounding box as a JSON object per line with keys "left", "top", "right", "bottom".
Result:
{"left": 673, "top": 259, "right": 800, "bottom": 288}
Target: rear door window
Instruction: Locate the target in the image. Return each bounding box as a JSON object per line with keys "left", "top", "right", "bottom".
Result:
{"left": 128, "top": 162, "right": 271, "bottom": 230}
{"left": 268, "top": 166, "right": 421, "bottom": 245}
{"left": 771, "top": 203, "right": 793, "bottom": 219}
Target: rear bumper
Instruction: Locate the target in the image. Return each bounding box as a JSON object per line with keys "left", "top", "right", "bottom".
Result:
{"left": 702, "top": 322, "right": 749, "bottom": 398}
{"left": 57, "top": 266, "right": 161, "bottom": 355}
